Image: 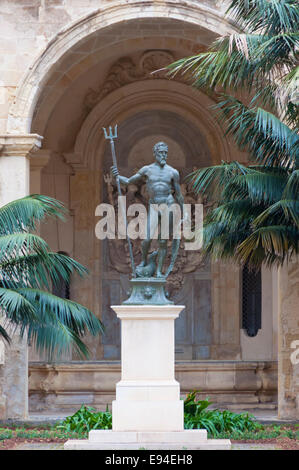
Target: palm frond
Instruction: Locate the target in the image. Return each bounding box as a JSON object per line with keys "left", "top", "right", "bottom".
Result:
{"left": 0, "top": 287, "right": 37, "bottom": 326}
{"left": 27, "top": 320, "right": 90, "bottom": 361}
{"left": 167, "top": 35, "right": 263, "bottom": 93}
{"left": 187, "top": 161, "right": 248, "bottom": 198}
{"left": 0, "top": 252, "right": 89, "bottom": 291}
{"left": 0, "top": 232, "right": 50, "bottom": 267}
{"left": 0, "top": 287, "right": 104, "bottom": 359}
{"left": 227, "top": 0, "right": 299, "bottom": 36}
{"left": 236, "top": 225, "right": 298, "bottom": 267}
{"left": 254, "top": 32, "right": 298, "bottom": 63}
{"left": 0, "top": 194, "right": 104, "bottom": 358}
{"left": 0, "top": 194, "right": 66, "bottom": 235}
{"left": 253, "top": 199, "right": 299, "bottom": 227}
{"left": 283, "top": 169, "right": 299, "bottom": 197}
{"left": 206, "top": 199, "right": 261, "bottom": 229}
{"left": 17, "top": 288, "right": 104, "bottom": 338}
{"left": 215, "top": 96, "right": 299, "bottom": 167}
{"left": 217, "top": 165, "right": 288, "bottom": 203}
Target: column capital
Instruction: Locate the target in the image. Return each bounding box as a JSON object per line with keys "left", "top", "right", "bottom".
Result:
{"left": 0, "top": 134, "right": 43, "bottom": 158}
{"left": 30, "top": 148, "right": 52, "bottom": 171}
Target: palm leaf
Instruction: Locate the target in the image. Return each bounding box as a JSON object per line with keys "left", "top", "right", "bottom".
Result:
{"left": 0, "top": 194, "right": 66, "bottom": 235}
{"left": 283, "top": 169, "right": 299, "bottom": 197}
{"left": 0, "top": 232, "right": 50, "bottom": 265}
{"left": 0, "top": 251, "right": 89, "bottom": 291}
{"left": 17, "top": 288, "right": 104, "bottom": 337}
{"left": 253, "top": 199, "right": 299, "bottom": 227}
{"left": 27, "top": 320, "right": 89, "bottom": 361}
{"left": 215, "top": 96, "right": 298, "bottom": 167}
{"left": 187, "top": 161, "right": 248, "bottom": 198}
{"left": 0, "top": 287, "right": 37, "bottom": 326}
{"left": 228, "top": 168, "right": 287, "bottom": 203}
{"left": 236, "top": 225, "right": 298, "bottom": 267}
{"left": 255, "top": 108, "right": 299, "bottom": 163}
{"left": 227, "top": 0, "right": 299, "bottom": 36}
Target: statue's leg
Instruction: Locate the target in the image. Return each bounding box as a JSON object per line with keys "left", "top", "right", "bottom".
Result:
{"left": 139, "top": 205, "right": 157, "bottom": 267}
{"left": 165, "top": 238, "right": 180, "bottom": 277}
{"left": 140, "top": 239, "right": 151, "bottom": 267}
{"left": 155, "top": 207, "right": 166, "bottom": 277}
{"left": 165, "top": 206, "right": 181, "bottom": 277}
{"left": 156, "top": 238, "right": 167, "bottom": 277}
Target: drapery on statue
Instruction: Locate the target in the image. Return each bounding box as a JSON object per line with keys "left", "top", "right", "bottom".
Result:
{"left": 111, "top": 141, "right": 185, "bottom": 279}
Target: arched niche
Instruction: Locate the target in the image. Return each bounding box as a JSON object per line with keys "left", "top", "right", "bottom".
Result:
{"left": 71, "top": 79, "right": 230, "bottom": 171}
{"left": 66, "top": 79, "right": 225, "bottom": 361}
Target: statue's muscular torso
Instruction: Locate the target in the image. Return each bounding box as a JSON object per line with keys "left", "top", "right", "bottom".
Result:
{"left": 139, "top": 163, "right": 178, "bottom": 205}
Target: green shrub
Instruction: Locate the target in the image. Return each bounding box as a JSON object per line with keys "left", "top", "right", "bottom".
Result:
{"left": 57, "top": 392, "right": 262, "bottom": 438}
{"left": 183, "top": 391, "right": 262, "bottom": 437}
{"left": 0, "top": 429, "right": 13, "bottom": 440}
{"left": 57, "top": 405, "right": 112, "bottom": 435}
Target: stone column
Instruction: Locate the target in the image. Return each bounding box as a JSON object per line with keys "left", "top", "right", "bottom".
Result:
{"left": 0, "top": 133, "right": 43, "bottom": 419}
{"left": 278, "top": 259, "right": 299, "bottom": 419}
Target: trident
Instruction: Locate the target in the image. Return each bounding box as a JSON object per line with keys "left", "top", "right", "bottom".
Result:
{"left": 103, "top": 125, "right": 136, "bottom": 277}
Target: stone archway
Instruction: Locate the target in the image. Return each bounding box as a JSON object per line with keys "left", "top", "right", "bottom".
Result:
{"left": 7, "top": 0, "right": 237, "bottom": 135}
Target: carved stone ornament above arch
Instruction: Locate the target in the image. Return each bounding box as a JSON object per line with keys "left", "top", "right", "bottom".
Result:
{"left": 7, "top": 0, "right": 237, "bottom": 135}
{"left": 83, "top": 50, "right": 182, "bottom": 115}
{"left": 64, "top": 79, "right": 230, "bottom": 171}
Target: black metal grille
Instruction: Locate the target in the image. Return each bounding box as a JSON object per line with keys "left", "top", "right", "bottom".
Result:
{"left": 52, "top": 278, "right": 70, "bottom": 300}
{"left": 242, "top": 265, "right": 261, "bottom": 337}
{"left": 52, "top": 251, "right": 70, "bottom": 300}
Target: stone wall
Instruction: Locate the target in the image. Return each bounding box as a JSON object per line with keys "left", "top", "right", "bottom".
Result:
{"left": 1, "top": 0, "right": 232, "bottom": 134}
{"left": 0, "top": 341, "right": 5, "bottom": 418}
{"left": 278, "top": 260, "right": 299, "bottom": 419}
{"left": 29, "top": 360, "right": 278, "bottom": 413}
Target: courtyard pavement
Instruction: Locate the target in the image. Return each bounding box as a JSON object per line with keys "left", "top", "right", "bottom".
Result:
{"left": 12, "top": 442, "right": 279, "bottom": 450}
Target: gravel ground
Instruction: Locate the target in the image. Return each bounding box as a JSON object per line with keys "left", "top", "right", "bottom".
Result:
{"left": 0, "top": 438, "right": 298, "bottom": 450}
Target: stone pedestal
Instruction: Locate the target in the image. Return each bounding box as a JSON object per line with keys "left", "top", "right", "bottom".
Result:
{"left": 112, "top": 305, "right": 183, "bottom": 432}
{"left": 64, "top": 304, "right": 231, "bottom": 450}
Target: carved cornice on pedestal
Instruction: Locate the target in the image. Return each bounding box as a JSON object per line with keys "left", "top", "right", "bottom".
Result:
{"left": 0, "top": 134, "right": 43, "bottom": 158}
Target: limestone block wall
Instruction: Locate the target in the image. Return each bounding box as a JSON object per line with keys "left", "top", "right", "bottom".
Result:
{"left": 29, "top": 360, "right": 278, "bottom": 413}
{"left": 0, "top": 340, "right": 5, "bottom": 418}
{"left": 278, "top": 260, "right": 299, "bottom": 419}
{"left": 0, "top": 0, "right": 230, "bottom": 134}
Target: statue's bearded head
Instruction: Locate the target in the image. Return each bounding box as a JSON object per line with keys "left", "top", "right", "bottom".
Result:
{"left": 153, "top": 142, "right": 168, "bottom": 167}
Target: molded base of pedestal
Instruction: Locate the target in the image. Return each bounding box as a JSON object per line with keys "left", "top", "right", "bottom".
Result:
{"left": 112, "top": 399, "right": 184, "bottom": 431}
{"left": 64, "top": 430, "right": 231, "bottom": 450}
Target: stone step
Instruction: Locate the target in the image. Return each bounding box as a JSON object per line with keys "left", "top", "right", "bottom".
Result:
{"left": 64, "top": 439, "right": 232, "bottom": 450}
{"left": 64, "top": 429, "right": 231, "bottom": 450}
